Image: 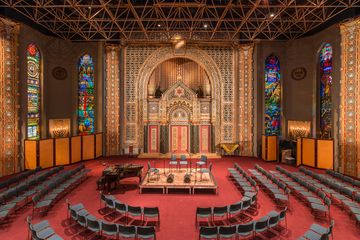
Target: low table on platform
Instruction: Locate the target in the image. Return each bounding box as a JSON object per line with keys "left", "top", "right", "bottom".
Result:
{"left": 139, "top": 168, "right": 218, "bottom": 195}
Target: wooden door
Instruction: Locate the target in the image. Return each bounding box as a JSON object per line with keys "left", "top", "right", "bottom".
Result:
{"left": 170, "top": 125, "right": 189, "bottom": 153}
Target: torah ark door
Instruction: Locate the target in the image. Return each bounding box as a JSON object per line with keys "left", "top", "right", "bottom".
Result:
{"left": 170, "top": 125, "right": 189, "bottom": 153}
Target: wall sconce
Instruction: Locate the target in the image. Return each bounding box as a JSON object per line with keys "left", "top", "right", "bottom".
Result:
{"left": 288, "top": 120, "right": 311, "bottom": 140}
{"left": 49, "top": 119, "right": 70, "bottom": 138}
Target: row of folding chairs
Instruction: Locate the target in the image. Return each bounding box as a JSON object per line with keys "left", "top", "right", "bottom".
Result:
{"left": 196, "top": 191, "right": 258, "bottom": 227}
{"left": 298, "top": 220, "right": 335, "bottom": 240}
{"left": 0, "top": 166, "right": 64, "bottom": 222}
{"left": 251, "top": 164, "right": 290, "bottom": 209}
{"left": 228, "top": 163, "right": 258, "bottom": 193}
{"left": 0, "top": 166, "right": 63, "bottom": 204}
{"left": 101, "top": 194, "right": 160, "bottom": 227}
{"left": 275, "top": 166, "right": 331, "bottom": 222}
{"left": 32, "top": 165, "right": 89, "bottom": 215}
{"left": 27, "top": 216, "right": 63, "bottom": 240}
{"left": 199, "top": 208, "right": 288, "bottom": 240}
{"left": 299, "top": 167, "right": 360, "bottom": 225}
{"left": 68, "top": 202, "right": 156, "bottom": 239}
{"left": 325, "top": 169, "right": 360, "bottom": 188}
{"left": 0, "top": 167, "right": 42, "bottom": 190}
{"left": 300, "top": 167, "right": 360, "bottom": 202}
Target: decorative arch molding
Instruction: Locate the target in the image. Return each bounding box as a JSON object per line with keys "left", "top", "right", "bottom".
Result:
{"left": 136, "top": 46, "right": 223, "bottom": 147}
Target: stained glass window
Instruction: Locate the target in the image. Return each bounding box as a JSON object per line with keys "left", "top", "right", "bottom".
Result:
{"left": 319, "top": 43, "right": 333, "bottom": 139}
{"left": 264, "top": 54, "right": 281, "bottom": 136}
{"left": 78, "top": 54, "right": 95, "bottom": 135}
{"left": 27, "top": 43, "right": 41, "bottom": 140}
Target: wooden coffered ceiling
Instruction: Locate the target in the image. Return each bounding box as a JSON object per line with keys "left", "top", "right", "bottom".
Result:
{"left": 0, "top": 0, "right": 359, "bottom": 43}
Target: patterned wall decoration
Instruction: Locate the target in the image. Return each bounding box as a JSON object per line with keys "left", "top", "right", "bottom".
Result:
{"left": 122, "top": 45, "right": 253, "bottom": 153}
{"left": 264, "top": 54, "right": 281, "bottom": 136}
{"left": 136, "top": 47, "right": 223, "bottom": 148}
{"left": 105, "top": 45, "right": 120, "bottom": 156}
{"left": 125, "top": 46, "right": 158, "bottom": 143}
{"left": 26, "top": 43, "right": 41, "bottom": 140}
{"left": 238, "top": 45, "right": 254, "bottom": 156}
{"left": 78, "top": 53, "right": 95, "bottom": 135}
{"left": 319, "top": 43, "right": 333, "bottom": 139}
{"left": 340, "top": 19, "right": 360, "bottom": 178}
{"left": 203, "top": 46, "right": 234, "bottom": 142}
{"left": 0, "top": 18, "right": 20, "bottom": 176}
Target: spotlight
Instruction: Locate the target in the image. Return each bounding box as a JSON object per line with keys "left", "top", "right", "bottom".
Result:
{"left": 269, "top": 13, "right": 275, "bottom": 18}
{"left": 203, "top": 23, "right": 208, "bottom": 28}
{"left": 157, "top": 23, "right": 161, "bottom": 27}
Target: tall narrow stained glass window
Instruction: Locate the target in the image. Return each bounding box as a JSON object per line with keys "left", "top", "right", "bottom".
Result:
{"left": 27, "top": 43, "right": 41, "bottom": 139}
{"left": 319, "top": 43, "right": 333, "bottom": 139}
{"left": 264, "top": 54, "right": 281, "bottom": 136}
{"left": 78, "top": 54, "right": 95, "bottom": 135}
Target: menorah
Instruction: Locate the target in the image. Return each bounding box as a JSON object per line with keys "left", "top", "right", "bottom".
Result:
{"left": 288, "top": 120, "right": 311, "bottom": 140}
{"left": 52, "top": 127, "right": 69, "bottom": 138}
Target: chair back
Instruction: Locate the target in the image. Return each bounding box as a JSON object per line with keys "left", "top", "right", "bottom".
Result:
{"left": 87, "top": 218, "right": 100, "bottom": 232}
{"left": 199, "top": 226, "right": 218, "bottom": 237}
{"left": 196, "top": 207, "right": 212, "bottom": 216}
{"left": 279, "top": 207, "right": 287, "bottom": 220}
{"left": 115, "top": 200, "right": 127, "bottom": 213}
{"left": 219, "top": 225, "right": 236, "bottom": 236}
{"left": 213, "top": 206, "right": 228, "bottom": 216}
{"left": 136, "top": 226, "right": 155, "bottom": 237}
{"left": 268, "top": 213, "right": 279, "bottom": 227}
{"left": 201, "top": 155, "right": 207, "bottom": 162}
{"left": 101, "top": 221, "right": 117, "bottom": 234}
{"left": 143, "top": 207, "right": 159, "bottom": 216}
{"left": 128, "top": 205, "right": 142, "bottom": 215}
{"left": 324, "top": 197, "right": 331, "bottom": 206}
{"left": 254, "top": 217, "right": 269, "bottom": 232}
{"left": 237, "top": 221, "right": 254, "bottom": 236}
{"left": 171, "top": 155, "right": 176, "bottom": 161}
{"left": 118, "top": 224, "right": 136, "bottom": 236}
{"left": 180, "top": 155, "right": 186, "bottom": 161}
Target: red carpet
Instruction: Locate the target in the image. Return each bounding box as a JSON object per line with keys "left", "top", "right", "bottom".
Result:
{"left": 0, "top": 157, "right": 359, "bottom": 239}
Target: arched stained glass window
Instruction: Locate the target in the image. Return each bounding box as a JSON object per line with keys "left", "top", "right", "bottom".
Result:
{"left": 27, "top": 43, "right": 41, "bottom": 140}
{"left": 264, "top": 54, "right": 281, "bottom": 136}
{"left": 78, "top": 54, "right": 95, "bottom": 135}
{"left": 319, "top": 43, "right": 333, "bottom": 139}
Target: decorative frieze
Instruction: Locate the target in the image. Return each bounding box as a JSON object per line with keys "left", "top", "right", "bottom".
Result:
{"left": 105, "top": 45, "right": 121, "bottom": 156}
{"left": 238, "top": 45, "right": 254, "bottom": 156}
{"left": 0, "top": 18, "right": 20, "bottom": 176}
{"left": 340, "top": 19, "right": 360, "bottom": 177}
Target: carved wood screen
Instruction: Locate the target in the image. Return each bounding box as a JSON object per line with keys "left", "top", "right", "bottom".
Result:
{"left": 340, "top": 18, "right": 360, "bottom": 178}
{"left": 0, "top": 18, "right": 20, "bottom": 176}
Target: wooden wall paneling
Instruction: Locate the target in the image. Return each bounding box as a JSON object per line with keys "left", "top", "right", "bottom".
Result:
{"left": 24, "top": 140, "right": 38, "bottom": 170}
{"left": 55, "top": 138, "right": 70, "bottom": 166}
{"left": 82, "top": 135, "right": 95, "bottom": 160}
{"left": 71, "top": 136, "right": 82, "bottom": 163}
{"left": 39, "top": 139, "right": 54, "bottom": 168}
{"left": 317, "top": 139, "right": 334, "bottom": 169}
{"left": 302, "top": 138, "right": 316, "bottom": 167}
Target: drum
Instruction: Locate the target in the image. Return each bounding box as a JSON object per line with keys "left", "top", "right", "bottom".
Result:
{"left": 167, "top": 174, "right": 175, "bottom": 183}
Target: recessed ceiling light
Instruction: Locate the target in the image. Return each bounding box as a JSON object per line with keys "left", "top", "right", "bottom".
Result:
{"left": 157, "top": 23, "right": 161, "bottom": 27}
{"left": 269, "top": 13, "right": 275, "bottom": 18}
{"left": 203, "top": 23, "right": 208, "bottom": 28}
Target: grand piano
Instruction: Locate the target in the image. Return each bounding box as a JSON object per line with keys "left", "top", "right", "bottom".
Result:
{"left": 97, "top": 163, "right": 143, "bottom": 193}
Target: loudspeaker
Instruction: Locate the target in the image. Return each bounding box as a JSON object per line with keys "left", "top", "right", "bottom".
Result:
{"left": 184, "top": 173, "right": 191, "bottom": 183}
{"left": 167, "top": 174, "right": 174, "bottom": 183}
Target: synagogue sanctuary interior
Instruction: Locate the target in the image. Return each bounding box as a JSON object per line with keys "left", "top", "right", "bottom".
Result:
{"left": 0, "top": 1, "right": 360, "bottom": 240}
